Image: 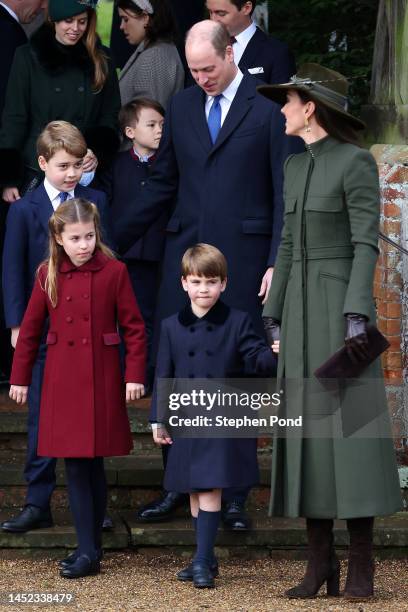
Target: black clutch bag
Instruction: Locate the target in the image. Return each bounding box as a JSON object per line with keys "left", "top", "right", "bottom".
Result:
{"left": 314, "top": 325, "right": 390, "bottom": 383}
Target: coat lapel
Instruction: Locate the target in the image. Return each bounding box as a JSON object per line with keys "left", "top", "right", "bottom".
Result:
{"left": 238, "top": 28, "right": 263, "bottom": 73}
{"left": 188, "top": 85, "right": 213, "bottom": 153}
{"left": 31, "top": 184, "right": 54, "bottom": 235}
{"left": 210, "top": 74, "right": 256, "bottom": 155}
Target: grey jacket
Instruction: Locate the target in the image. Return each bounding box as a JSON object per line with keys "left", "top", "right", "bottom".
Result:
{"left": 119, "top": 40, "right": 185, "bottom": 108}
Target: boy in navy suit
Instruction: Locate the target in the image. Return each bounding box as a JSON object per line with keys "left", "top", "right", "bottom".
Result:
{"left": 1, "top": 120, "right": 112, "bottom": 533}
{"left": 97, "top": 98, "right": 167, "bottom": 389}
{"left": 150, "top": 244, "right": 276, "bottom": 588}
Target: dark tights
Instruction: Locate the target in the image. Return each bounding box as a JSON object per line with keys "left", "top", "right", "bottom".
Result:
{"left": 64, "top": 457, "right": 107, "bottom": 560}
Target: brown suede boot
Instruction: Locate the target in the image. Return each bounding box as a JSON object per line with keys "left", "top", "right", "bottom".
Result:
{"left": 344, "top": 517, "right": 375, "bottom": 600}
{"left": 285, "top": 518, "right": 340, "bottom": 599}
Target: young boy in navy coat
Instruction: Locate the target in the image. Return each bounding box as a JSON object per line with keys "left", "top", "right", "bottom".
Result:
{"left": 150, "top": 244, "right": 276, "bottom": 588}
{"left": 1, "top": 121, "right": 112, "bottom": 533}
{"left": 97, "top": 98, "right": 168, "bottom": 388}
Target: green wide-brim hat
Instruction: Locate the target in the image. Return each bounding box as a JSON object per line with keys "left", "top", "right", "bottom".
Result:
{"left": 257, "top": 63, "right": 365, "bottom": 131}
{"left": 48, "top": 0, "right": 98, "bottom": 21}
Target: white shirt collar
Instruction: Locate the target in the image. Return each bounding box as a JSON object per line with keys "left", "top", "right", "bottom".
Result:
{"left": 235, "top": 21, "right": 257, "bottom": 48}
{"left": 43, "top": 178, "right": 76, "bottom": 210}
{"left": 0, "top": 2, "right": 19, "bottom": 22}
{"left": 206, "top": 68, "right": 244, "bottom": 106}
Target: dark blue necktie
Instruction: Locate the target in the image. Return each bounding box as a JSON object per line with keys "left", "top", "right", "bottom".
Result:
{"left": 59, "top": 192, "right": 69, "bottom": 204}
{"left": 207, "top": 94, "right": 223, "bottom": 144}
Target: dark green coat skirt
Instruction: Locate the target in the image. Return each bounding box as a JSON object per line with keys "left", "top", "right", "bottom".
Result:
{"left": 263, "top": 136, "right": 402, "bottom": 519}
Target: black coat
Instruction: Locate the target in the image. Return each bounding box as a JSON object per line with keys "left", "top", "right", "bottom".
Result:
{"left": 0, "top": 23, "right": 120, "bottom": 188}
{"left": 97, "top": 150, "right": 168, "bottom": 261}
{"left": 238, "top": 27, "right": 296, "bottom": 85}
{"left": 150, "top": 301, "right": 276, "bottom": 492}
{"left": 0, "top": 5, "right": 27, "bottom": 121}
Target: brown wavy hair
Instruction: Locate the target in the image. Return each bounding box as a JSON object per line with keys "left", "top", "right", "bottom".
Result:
{"left": 48, "top": 8, "right": 108, "bottom": 91}
{"left": 41, "top": 198, "right": 115, "bottom": 307}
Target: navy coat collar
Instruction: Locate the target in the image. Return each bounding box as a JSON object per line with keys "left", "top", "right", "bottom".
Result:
{"left": 30, "top": 182, "right": 92, "bottom": 234}
{"left": 188, "top": 73, "right": 257, "bottom": 156}
{"left": 178, "top": 300, "right": 230, "bottom": 327}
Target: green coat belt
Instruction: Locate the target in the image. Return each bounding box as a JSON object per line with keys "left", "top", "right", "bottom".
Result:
{"left": 263, "top": 136, "right": 402, "bottom": 519}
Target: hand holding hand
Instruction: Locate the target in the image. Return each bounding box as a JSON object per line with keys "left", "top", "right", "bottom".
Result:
{"left": 263, "top": 316, "right": 280, "bottom": 348}
{"left": 153, "top": 426, "right": 173, "bottom": 445}
{"left": 9, "top": 385, "right": 28, "bottom": 404}
{"left": 126, "top": 382, "right": 145, "bottom": 402}
{"left": 345, "top": 313, "right": 369, "bottom": 363}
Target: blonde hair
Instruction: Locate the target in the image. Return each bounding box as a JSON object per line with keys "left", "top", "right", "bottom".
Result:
{"left": 181, "top": 243, "right": 227, "bottom": 280}
{"left": 42, "top": 198, "right": 115, "bottom": 307}
{"left": 37, "top": 121, "right": 87, "bottom": 161}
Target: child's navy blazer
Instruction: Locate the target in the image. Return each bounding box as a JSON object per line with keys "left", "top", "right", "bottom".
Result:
{"left": 150, "top": 300, "right": 277, "bottom": 492}
{"left": 2, "top": 183, "right": 112, "bottom": 328}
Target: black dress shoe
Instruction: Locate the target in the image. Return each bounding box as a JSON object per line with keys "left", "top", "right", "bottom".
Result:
{"left": 192, "top": 561, "right": 215, "bottom": 588}
{"left": 222, "top": 501, "right": 250, "bottom": 531}
{"left": 102, "top": 515, "right": 114, "bottom": 531}
{"left": 60, "top": 554, "right": 100, "bottom": 579}
{"left": 137, "top": 491, "right": 188, "bottom": 522}
{"left": 1, "top": 505, "right": 53, "bottom": 533}
{"left": 177, "top": 559, "right": 219, "bottom": 582}
{"left": 59, "top": 549, "right": 103, "bottom": 570}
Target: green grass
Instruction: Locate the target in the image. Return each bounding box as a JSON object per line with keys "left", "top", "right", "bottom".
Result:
{"left": 97, "top": 0, "right": 114, "bottom": 47}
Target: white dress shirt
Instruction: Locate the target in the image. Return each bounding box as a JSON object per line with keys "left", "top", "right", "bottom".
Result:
{"left": 232, "top": 21, "right": 257, "bottom": 66}
{"left": 43, "top": 178, "right": 75, "bottom": 211}
{"left": 0, "top": 2, "right": 19, "bottom": 21}
{"left": 205, "top": 69, "right": 244, "bottom": 127}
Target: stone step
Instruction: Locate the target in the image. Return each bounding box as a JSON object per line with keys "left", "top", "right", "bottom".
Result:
{"left": 0, "top": 454, "right": 271, "bottom": 511}
{"left": 0, "top": 510, "right": 407, "bottom": 559}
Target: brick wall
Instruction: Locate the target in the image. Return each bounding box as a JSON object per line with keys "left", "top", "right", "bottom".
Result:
{"left": 372, "top": 145, "right": 408, "bottom": 466}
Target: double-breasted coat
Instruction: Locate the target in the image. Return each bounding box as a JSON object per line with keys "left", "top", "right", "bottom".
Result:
{"left": 10, "top": 250, "right": 146, "bottom": 458}
{"left": 0, "top": 23, "right": 121, "bottom": 188}
{"left": 263, "top": 136, "right": 402, "bottom": 519}
{"left": 150, "top": 300, "right": 277, "bottom": 492}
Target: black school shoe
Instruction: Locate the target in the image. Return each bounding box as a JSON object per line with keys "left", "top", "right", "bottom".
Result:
{"left": 137, "top": 491, "right": 188, "bottom": 522}
{"left": 59, "top": 549, "right": 103, "bottom": 570}
{"left": 60, "top": 555, "right": 100, "bottom": 579}
{"left": 177, "top": 559, "right": 219, "bottom": 582}
{"left": 192, "top": 561, "right": 216, "bottom": 588}
{"left": 1, "top": 505, "right": 53, "bottom": 533}
{"left": 222, "top": 501, "right": 251, "bottom": 531}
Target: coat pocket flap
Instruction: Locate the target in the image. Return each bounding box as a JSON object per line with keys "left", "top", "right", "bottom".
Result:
{"left": 241, "top": 219, "right": 272, "bottom": 235}
{"left": 46, "top": 332, "right": 57, "bottom": 345}
{"left": 285, "top": 197, "right": 297, "bottom": 213}
{"left": 305, "top": 196, "right": 344, "bottom": 212}
{"left": 165, "top": 217, "right": 181, "bottom": 233}
{"left": 103, "top": 332, "right": 121, "bottom": 346}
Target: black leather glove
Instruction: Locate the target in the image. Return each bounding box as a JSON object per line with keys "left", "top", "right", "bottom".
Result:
{"left": 263, "top": 317, "right": 280, "bottom": 346}
{"left": 345, "top": 313, "right": 369, "bottom": 363}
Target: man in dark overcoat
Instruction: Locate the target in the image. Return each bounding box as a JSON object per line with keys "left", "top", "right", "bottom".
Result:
{"left": 206, "top": 0, "right": 295, "bottom": 84}
{"left": 115, "top": 19, "right": 299, "bottom": 528}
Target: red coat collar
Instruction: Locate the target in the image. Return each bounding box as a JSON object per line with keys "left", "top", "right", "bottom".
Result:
{"left": 59, "top": 249, "right": 111, "bottom": 273}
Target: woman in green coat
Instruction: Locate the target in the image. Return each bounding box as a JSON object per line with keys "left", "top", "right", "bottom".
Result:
{"left": 0, "top": 0, "right": 121, "bottom": 201}
{"left": 258, "top": 64, "right": 402, "bottom": 600}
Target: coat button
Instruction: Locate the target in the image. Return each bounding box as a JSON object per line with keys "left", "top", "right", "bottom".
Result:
{"left": 141, "top": 181, "right": 145, "bottom": 186}
{"left": 78, "top": 86, "right": 85, "bottom": 92}
{"left": 83, "top": 315, "right": 89, "bottom": 321}
{"left": 189, "top": 374, "right": 195, "bottom": 378}
{"left": 83, "top": 272, "right": 89, "bottom": 278}
{"left": 188, "top": 351, "right": 195, "bottom": 357}
{"left": 206, "top": 325, "right": 213, "bottom": 331}
{"left": 66, "top": 316, "right": 73, "bottom": 323}
{"left": 83, "top": 293, "right": 89, "bottom": 299}
{"left": 55, "top": 87, "right": 61, "bottom": 92}
{"left": 66, "top": 296, "right": 72, "bottom": 301}
{"left": 68, "top": 340, "right": 74, "bottom": 346}
{"left": 82, "top": 338, "right": 88, "bottom": 345}
{"left": 206, "top": 350, "right": 213, "bottom": 356}
{"left": 67, "top": 274, "right": 72, "bottom": 279}
{"left": 190, "top": 327, "right": 195, "bottom": 333}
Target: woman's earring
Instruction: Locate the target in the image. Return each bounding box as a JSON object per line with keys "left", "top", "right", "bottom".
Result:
{"left": 304, "top": 116, "right": 312, "bottom": 133}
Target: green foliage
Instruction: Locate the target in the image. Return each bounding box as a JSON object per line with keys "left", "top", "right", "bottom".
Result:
{"left": 96, "top": 0, "right": 114, "bottom": 47}
{"left": 268, "top": 0, "right": 379, "bottom": 113}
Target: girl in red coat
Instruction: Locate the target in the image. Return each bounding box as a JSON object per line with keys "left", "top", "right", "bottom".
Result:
{"left": 9, "top": 198, "right": 146, "bottom": 579}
